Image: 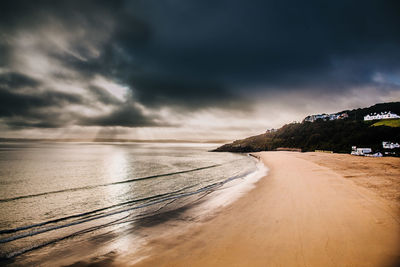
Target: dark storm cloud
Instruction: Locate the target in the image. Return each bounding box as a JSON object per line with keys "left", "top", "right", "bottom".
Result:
{"left": 0, "top": 86, "right": 82, "bottom": 117}
{"left": 4, "top": 114, "right": 72, "bottom": 129}
{"left": 0, "top": 74, "right": 68, "bottom": 129}
{"left": 0, "top": 72, "right": 40, "bottom": 89}
{"left": 0, "top": 77, "right": 83, "bottom": 128}
{"left": 128, "top": 75, "right": 248, "bottom": 109}
{"left": 70, "top": 0, "right": 400, "bottom": 104}
{"left": 78, "top": 104, "right": 167, "bottom": 127}
{"left": 0, "top": 81, "right": 165, "bottom": 128}
{"left": 119, "top": 0, "right": 400, "bottom": 92}
{"left": 0, "top": 0, "right": 162, "bottom": 128}
{"left": 0, "top": 0, "right": 119, "bottom": 31}
{"left": 0, "top": 0, "right": 399, "bottom": 130}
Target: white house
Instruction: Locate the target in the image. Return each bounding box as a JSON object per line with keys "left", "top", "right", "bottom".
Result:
{"left": 382, "top": 141, "right": 400, "bottom": 149}
{"left": 364, "top": 111, "right": 400, "bottom": 121}
{"left": 351, "top": 147, "right": 372, "bottom": 156}
{"left": 304, "top": 112, "right": 348, "bottom": 122}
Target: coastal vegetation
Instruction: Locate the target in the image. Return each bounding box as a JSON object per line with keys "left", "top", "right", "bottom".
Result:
{"left": 372, "top": 119, "right": 400, "bottom": 128}
{"left": 214, "top": 102, "right": 400, "bottom": 153}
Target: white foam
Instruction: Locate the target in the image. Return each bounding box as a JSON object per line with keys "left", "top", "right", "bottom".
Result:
{"left": 190, "top": 159, "right": 268, "bottom": 218}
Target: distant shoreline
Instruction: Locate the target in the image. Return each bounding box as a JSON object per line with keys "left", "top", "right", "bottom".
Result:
{"left": 0, "top": 138, "right": 229, "bottom": 144}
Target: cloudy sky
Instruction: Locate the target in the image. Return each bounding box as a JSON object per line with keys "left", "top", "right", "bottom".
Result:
{"left": 1, "top": 0, "right": 399, "bottom": 140}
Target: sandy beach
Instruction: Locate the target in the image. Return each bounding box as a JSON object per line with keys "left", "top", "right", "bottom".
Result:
{"left": 125, "top": 151, "right": 400, "bottom": 267}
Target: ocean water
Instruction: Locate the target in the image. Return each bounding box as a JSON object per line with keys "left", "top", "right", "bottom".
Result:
{"left": 0, "top": 142, "right": 266, "bottom": 265}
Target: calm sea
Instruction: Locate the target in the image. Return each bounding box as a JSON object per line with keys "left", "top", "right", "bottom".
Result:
{"left": 0, "top": 142, "right": 266, "bottom": 265}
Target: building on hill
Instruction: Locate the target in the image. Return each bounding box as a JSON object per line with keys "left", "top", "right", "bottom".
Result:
{"left": 265, "top": 128, "right": 277, "bottom": 133}
{"left": 304, "top": 112, "right": 348, "bottom": 122}
{"left": 382, "top": 141, "right": 400, "bottom": 149}
{"left": 364, "top": 111, "right": 400, "bottom": 121}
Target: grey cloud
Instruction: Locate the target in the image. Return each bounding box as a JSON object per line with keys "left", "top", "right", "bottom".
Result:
{"left": 0, "top": 72, "right": 165, "bottom": 129}
{"left": 0, "top": 87, "right": 82, "bottom": 117}
{"left": 128, "top": 75, "right": 249, "bottom": 109}
{"left": 78, "top": 104, "right": 168, "bottom": 127}
{"left": 4, "top": 114, "right": 73, "bottom": 129}
{"left": 0, "top": 81, "right": 84, "bottom": 129}
{"left": 87, "top": 85, "right": 122, "bottom": 106}
{"left": 0, "top": 85, "right": 165, "bottom": 129}
{"left": 0, "top": 72, "right": 41, "bottom": 89}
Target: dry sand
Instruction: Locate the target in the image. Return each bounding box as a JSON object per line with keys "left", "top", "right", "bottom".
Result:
{"left": 124, "top": 152, "right": 400, "bottom": 267}
{"left": 295, "top": 152, "right": 400, "bottom": 209}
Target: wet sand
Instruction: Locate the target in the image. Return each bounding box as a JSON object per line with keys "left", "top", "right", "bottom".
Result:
{"left": 127, "top": 151, "right": 400, "bottom": 267}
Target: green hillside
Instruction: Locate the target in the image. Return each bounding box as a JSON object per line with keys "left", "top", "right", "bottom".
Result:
{"left": 371, "top": 119, "right": 400, "bottom": 127}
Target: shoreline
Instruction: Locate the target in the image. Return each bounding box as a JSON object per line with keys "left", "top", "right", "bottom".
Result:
{"left": 12, "top": 151, "right": 399, "bottom": 266}
{"left": 4, "top": 153, "right": 266, "bottom": 267}
{"left": 126, "top": 151, "right": 400, "bottom": 267}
